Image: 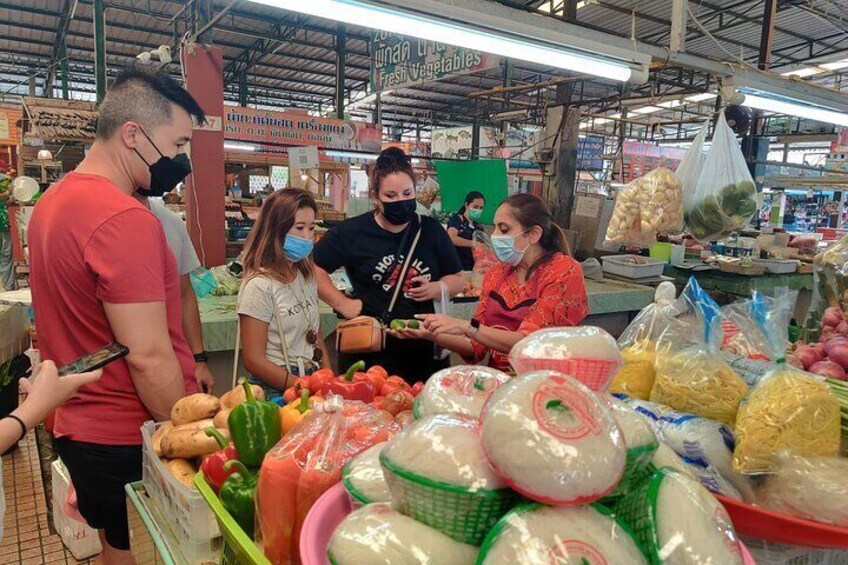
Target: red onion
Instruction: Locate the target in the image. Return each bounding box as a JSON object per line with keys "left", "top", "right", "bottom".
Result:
{"left": 826, "top": 338, "right": 848, "bottom": 370}
{"left": 823, "top": 306, "right": 845, "bottom": 328}
{"left": 794, "top": 345, "right": 821, "bottom": 370}
{"left": 785, "top": 354, "right": 803, "bottom": 369}
{"left": 809, "top": 360, "right": 847, "bottom": 380}
{"left": 812, "top": 343, "right": 826, "bottom": 358}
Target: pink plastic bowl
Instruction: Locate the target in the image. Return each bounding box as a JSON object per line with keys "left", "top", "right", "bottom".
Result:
{"left": 300, "top": 483, "right": 757, "bottom": 564}
{"left": 300, "top": 482, "right": 351, "bottom": 565}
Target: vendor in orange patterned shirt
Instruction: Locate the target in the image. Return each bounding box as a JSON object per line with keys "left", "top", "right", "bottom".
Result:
{"left": 393, "top": 193, "right": 589, "bottom": 371}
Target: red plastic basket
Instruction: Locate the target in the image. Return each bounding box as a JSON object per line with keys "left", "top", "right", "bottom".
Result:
{"left": 716, "top": 495, "right": 848, "bottom": 550}
{"left": 510, "top": 358, "right": 620, "bottom": 391}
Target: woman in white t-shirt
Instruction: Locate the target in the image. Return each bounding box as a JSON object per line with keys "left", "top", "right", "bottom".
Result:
{"left": 237, "top": 188, "right": 330, "bottom": 404}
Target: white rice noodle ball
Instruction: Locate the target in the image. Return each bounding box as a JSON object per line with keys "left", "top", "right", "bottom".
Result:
{"left": 342, "top": 442, "right": 391, "bottom": 505}
{"left": 381, "top": 414, "right": 505, "bottom": 491}
{"left": 508, "top": 327, "right": 622, "bottom": 391}
{"left": 651, "top": 441, "right": 697, "bottom": 479}
{"left": 481, "top": 371, "right": 626, "bottom": 504}
{"left": 328, "top": 503, "right": 478, "bottom": 565}
{"left": 477, "top": 503, "right": 647, "bottom": 565}
{"left": 605, "top": 396, "right": 659, "bottom": 497}
{"left": 617, "top": 469, "right": 743, "bottom": 565}
{"left": 414, "top": 365, "right": 510, "bottom": 419}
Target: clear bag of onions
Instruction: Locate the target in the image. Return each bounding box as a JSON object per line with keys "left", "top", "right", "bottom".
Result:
{"left": 804, "top": 235, "right": 848, "bottom": 341}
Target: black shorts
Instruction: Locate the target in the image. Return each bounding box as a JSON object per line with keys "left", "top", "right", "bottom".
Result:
{"left": 55, "top": 437, "right": 142, "bottom": 551}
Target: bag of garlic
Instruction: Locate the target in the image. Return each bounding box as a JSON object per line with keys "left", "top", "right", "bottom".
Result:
{"left": 604, "top": 167, "right": 684, "bottom": 247}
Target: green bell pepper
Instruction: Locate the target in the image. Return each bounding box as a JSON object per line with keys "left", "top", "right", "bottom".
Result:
{"left": 228, "top": 378, "right": 282, "bottom": 468}
{"left": 219, "top": 460, "right": 258, "bottom": 538}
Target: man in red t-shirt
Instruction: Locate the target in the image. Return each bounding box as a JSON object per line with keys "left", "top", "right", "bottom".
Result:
{"left": 28, "top": 67, "right": 204, "bottom": 563}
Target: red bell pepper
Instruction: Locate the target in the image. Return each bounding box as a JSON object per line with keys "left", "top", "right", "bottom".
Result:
{"left": 411, "top": 381, "right": 425, "bottom": 397}
{"left": 201, "top": 428, "right": 239, "bottom": 493}
{"left": 380, "top": 375, "right": 407, "bottom": 397}
{"left": 366, "top": 365, "right": 389, "bottom": 389}
{"left": 307, "top": 368, "right": 335, "bottom": 394}
{"left": 282, "top": 378, "right": 309, "bottom": 404}
{"left": 325, "top": 361, "right": 375, "bottom": 402}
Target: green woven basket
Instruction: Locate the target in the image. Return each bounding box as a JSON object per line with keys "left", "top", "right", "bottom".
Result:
{"left": 194, "top": 473, "right": 270, "bottom": 565}
{"left": 602, "top": 442, "right": 658, "bottom": 502}
{"left": 613, "top": 467, "right": 670, "bottom": 564}
{"left": 380, "top": 453, "right": 519, "bottom": 546}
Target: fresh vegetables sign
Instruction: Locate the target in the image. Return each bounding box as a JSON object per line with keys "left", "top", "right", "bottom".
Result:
{"left": 370, "top": 31, "right": 500, "bottom": 93}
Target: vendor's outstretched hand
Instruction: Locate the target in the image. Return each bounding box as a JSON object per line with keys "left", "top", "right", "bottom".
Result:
{"left": 389, "top": 326, "right": 434, "bottom": 341}
{"left": 417, "top": 314, "right": 471, "bottom": 337}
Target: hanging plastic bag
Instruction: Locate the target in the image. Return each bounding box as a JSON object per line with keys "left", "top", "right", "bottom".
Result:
{"left": 603, "top": 167, "right": 684, "bottom": 247}
{"left": 684, "top": 111, "right": 757, "bottom": 241}
{"left": 256, "top": 397, "right": 395, "bottom": 564}
{"left": 676, "top": 119, "right": 708, "bottom": 213}
{"left": 610, "top": 281, "right": 683, "bottom": 400}
{"left": 724, "top": 290, "right": 841, "bottom": 474}
{"left": 651, "top": 277, "right": 748, "bottom": 426}
{"left": 804, "top": 235, "right": 848, "bottom": 339}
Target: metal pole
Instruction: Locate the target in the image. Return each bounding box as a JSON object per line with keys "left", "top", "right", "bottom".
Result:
{"left": 752, "top": 0, "right": 777, "bottom": 137}
{"left": 238, "top": 71, "right": 248, "bottom": 106}
{"left": 193, "top": 0, "right": 240, "bottom": 43}
{"left": 375, "top": 92, "right": 382, "bottom": 125}
{"left": 336, "top": 24, "right": 346, "bottom": 120}
{"left": 670, "top": 0, "right": 687, "bottom": 53}
{"left": 501, "top": 59, "right": 513, "bottom": 134}
{"left": 28, "top": 70, "right": 36, "bottom": 97}
{"left": 93, "top": 0, "right": 106, "bottom": 103}
{"left": 471, "top": 119, "right": 480, "bottom": 160}
{"left": 60, "top": 38, "right": 69, "bottom": 99}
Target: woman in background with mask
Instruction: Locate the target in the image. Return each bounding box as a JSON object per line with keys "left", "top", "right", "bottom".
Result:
{"left": 446, "top": 191, "right": 485, "bottom": 271}
{"left": 314, "top": 147, "right": 464, "bottom": 382}
{"left": 395, "top": 193, "right": 588, "bottom": 371}
{"left": 237, "top": 188, "right": 329, "bottom": 404}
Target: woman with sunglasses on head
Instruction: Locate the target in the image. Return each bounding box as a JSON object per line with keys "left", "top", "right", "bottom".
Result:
{"left": 395, "top": 193, "right": 589, "bottom": 371}
{"left": 237, "top": 188, "right": 330, "bottom": 404}
{"left": 313, "top": 147, "right": 464, "bottom": 382}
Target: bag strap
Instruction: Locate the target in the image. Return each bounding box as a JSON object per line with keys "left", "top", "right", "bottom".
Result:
{"left": 382, "top": 214, "right": 423, "bottom": 324}
{"left": 269, "top": 286, "right": 293, "bottom": 371}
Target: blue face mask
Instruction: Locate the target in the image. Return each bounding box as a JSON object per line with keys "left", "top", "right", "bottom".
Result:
{"left": 491, "top": 232, "right": 529, "bottom": 266}
{"left": 284, "top": 233, "right": 313, "bottom": 262}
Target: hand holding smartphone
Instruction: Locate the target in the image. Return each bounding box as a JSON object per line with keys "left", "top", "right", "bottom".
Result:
{"left": 57, "top": 342, "right": 130, "bottom": 376}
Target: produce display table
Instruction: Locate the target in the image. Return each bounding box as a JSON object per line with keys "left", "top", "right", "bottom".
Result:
{"left": 199, "top": 277, "right": 655, "bottom": 391}
{"left": 664, "top": 265, "right": 814, "bottom": 321}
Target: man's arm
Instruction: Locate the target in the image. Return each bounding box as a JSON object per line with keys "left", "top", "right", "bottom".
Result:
{"left": 180, "top": 275, "right": 214, "bottom": 393}
{"left": 104, "top": 301, "right": 185, "bottom": 420}
{"left": 315, "top": 266, "right": 362, "bottom": 319}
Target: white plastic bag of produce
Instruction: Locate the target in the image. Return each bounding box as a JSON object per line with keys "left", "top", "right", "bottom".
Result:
{"left": 684, "top": 111, "right": 758, "bottom": 241}
{"left": 725, "top": 290, "right": 841, "bottom": 474}
{"left": 328, "top": 503, "right": 478, "bottom": 565}
{"left": 652, "top": 277, "right": 748, "bottom": 426}
{"left": 477, "top": 503, "right": 647, "bottom": 565}
{"left": 603, "top": 396, "right": 658, "bottom": 499}
{"left": 615, "top": 468, "right": 744, "bottom": 565}
{"left": 676, "top": 119, "right": 708, "bottom": 212}
{"left": 481, "top": 371, "right": 626, "bottom": 505}
{"left": 604, "top": 167, "right": 684, "bottom": 247}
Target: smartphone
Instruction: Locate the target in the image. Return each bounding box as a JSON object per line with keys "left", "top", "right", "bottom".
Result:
{"left": 58, "top": 342, "right": 130, "bottom": 376}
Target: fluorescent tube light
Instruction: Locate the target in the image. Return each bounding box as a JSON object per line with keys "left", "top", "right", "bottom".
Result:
{"left": 658, "top": 100, "right": 682, "bottom": 109}
{"left": 224, "top": 142, "right": 257, "bottom": 152}
{"left": 781, "top": 67, "right": 825, "bottom": 78}
{"left": 685, "top": 93, "right": 717, "bottom": 102}
{"left": 247, "top": 0, "right": 635, "bottom": 81}
{"left": 741, "top": 93, "right": 848, "bottom": 127}
{"left": 325, "top": 150, "right": 379, "bottom": 161}
{"left": 632, "top": 106, "right": 662, "bottom": 114}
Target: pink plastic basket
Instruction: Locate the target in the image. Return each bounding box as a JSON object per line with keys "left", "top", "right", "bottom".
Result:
{"left": 300, "top": 483, "right": 351, "bottom": 565}
{"left": 510, "top": 358, "right": 620, "bottom": 391}
{"left": 298, "top": 484, "right": 757, "bottom": 564}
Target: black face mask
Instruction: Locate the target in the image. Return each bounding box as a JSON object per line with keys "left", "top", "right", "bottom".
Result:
{"left": 381, "top": 198, "right": 416, "bottom": 225}
{"left": 134, "top": 127, "right": 192, "bottom": 198}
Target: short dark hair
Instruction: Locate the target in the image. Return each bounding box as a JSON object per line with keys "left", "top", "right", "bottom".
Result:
{"left": 96, "top": 66, "right": 206, "bottom": 140}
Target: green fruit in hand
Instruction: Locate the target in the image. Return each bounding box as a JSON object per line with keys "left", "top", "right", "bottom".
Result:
{"left": 390, "top": 319, "right": 406, "bottom": 330}
{"left": 407, "top": 320, "right": 420, "bottom": 330}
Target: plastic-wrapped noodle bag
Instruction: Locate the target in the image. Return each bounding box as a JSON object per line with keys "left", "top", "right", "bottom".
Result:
{"left": 611, "top": 282, "right": 682, "bottom": 400}
{"left": 725, "top": 290, "right": 840, "bottom": 474}
{"left": 651, "top": 277, "right": 748, "bottom": 426}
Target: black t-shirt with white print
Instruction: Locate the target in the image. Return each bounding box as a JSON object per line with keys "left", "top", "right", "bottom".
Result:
{"left": 314, "top": 212, "right": 462, "bottom": 321}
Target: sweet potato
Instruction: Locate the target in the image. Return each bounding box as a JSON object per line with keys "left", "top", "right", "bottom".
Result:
{"left": 171, "top": 393, "right": 221, "bottom": 426}
{"left": 160, "top": 427, "right": 230, "bottom": 459}
{"left": 213, "top": 407, "right": 232, "bottom": 429}
{"left": 166, "top": 458, "right": 197, "bottom": 489}
{"left": 221, "top": 384, "right": 265, "bottom": 409}
{"left": 152, "top": 421, "right": 174, "bottom": 457}
{"left": 170, "top": 418, "right": 215, "bottom": 433}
